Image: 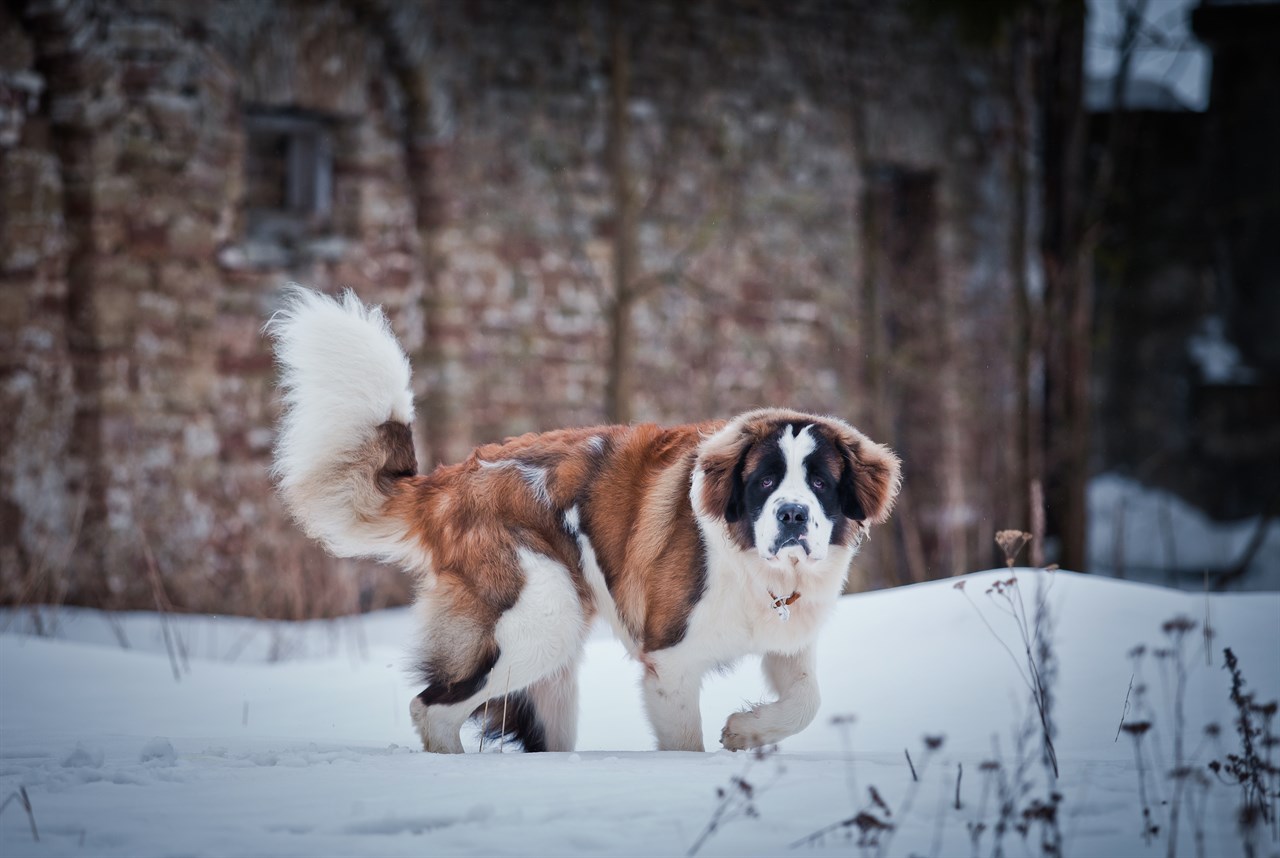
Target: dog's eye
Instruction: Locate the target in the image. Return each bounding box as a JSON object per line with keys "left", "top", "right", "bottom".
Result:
{"left": 811, "top": 478, "right": 825, "bottom": 491}
{"left": 760, "top": 477, "right": 775, "bottom": 490}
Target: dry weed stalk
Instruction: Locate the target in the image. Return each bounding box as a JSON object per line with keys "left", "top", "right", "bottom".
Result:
{"left": 478, "top": 692, "right": 492, "bottom": 754}
{"left": 788, "top": 786, "right": 895, "bottom": 852}
{"left": 137, "top": 524, "right": 189, "bottom": 682}
{"left": 500, "top": 665, "right": 512, "bottom": 754}
{"left": 987, "top": 720, "right": 1059, "bottom": 858}
{"left": 689, "top": 744, "right": 783, "bottom": 856}
{"left": 966, "top": 759, "right": 1001, "bottom": 855}
{"left": 1209, "top": 647, "right": 1278, "bottom": 846}
{"left": 898, "top": 735, "right": 944, "bottom": 820}
{"left": 1119, "top": 617, "right": 1258, "bottom": 857}
{"left": 956, "top": 537, "right": 1063, "bottom": 858}
{"left": 1121, "top": 720, "right": 1161, "bottom": 843}
{"left": 954, "top": 563, "right": 1058, "bottom": 779}
{"left": 929, "top": 759, "right": 962, "bottom": 858}
{"left": 0, "top": 786, "right": 39, "bottom": 842}
{"left": 1116, "top": 674, "right": 1135, "bottom": 742}
{"left": 831, "top": 714, "right": 859, "bottom": 807}
{"left": 790, "top": 733, "right": 943, "bottom": 856}
{"left": 1159, "top": 615, "right": 1197, "bottom": 858}
{"left": 2, "top": 491, "right": 87, "bottom": 638}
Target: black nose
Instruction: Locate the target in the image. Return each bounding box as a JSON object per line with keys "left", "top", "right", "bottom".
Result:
{"left": 777, "top": 503, "right": 809, "bottom": 527}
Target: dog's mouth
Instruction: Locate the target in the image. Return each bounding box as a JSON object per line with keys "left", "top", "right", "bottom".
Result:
{"left": 767, "top": 535, "right": 813, "bottom": 564}
{"left": 778, "top": 535, "right": 809, "bottom": 554}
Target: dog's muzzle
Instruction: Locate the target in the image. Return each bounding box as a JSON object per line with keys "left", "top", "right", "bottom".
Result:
{"left": 770, "top": 502, "right": 812, "bottom": 557}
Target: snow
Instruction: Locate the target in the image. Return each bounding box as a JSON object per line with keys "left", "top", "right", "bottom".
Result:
{"left": 1085, "top": 75, "right": 1193, "bottom": 112}
{"left": 1085, "top": 0, "right": 1210, "bottom": 112}
{"left": 1187, "top": 315, "right": 1258, "bottom": 384}
{"left": 2, "top": 570, "right": 1278, "bottom": 857}
{"left": 1089, "top": 473, "right": 1280, "bottom": 589}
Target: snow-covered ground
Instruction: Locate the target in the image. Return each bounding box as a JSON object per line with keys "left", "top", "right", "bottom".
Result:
{"left": 2, "top": 570, "right": 1277, "bottom": 857}
{"left": 1089, "top": 473, "right": 1280, "bottom": 590}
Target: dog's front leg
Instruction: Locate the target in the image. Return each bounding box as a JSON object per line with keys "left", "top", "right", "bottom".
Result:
{"left": 721, "top": 646, "right": 820, "bottom": 750}
{"left": 642, "top": 653, "right": 706, "bottom": 751}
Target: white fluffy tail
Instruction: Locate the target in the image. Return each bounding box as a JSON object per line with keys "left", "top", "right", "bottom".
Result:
{"left": 264, "top": 285, "right": 419, "bottom": 561}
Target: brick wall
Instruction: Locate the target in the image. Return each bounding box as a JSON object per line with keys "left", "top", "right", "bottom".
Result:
{"left": 1, "top": 0, "right": 1022, "bottom": 613}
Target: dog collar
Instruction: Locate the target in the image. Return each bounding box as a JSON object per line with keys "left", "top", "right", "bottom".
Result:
{"left": 769, "top": 590, "right": 801, "bottom": 622}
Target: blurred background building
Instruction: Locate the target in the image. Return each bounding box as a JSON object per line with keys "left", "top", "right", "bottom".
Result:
{"left": 1, "top": 0, "right": 1276, "bottom": 617}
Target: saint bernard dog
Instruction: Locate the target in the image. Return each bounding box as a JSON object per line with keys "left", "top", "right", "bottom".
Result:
{"left": 266, "top": 286, "right": 900, "bottom": 753}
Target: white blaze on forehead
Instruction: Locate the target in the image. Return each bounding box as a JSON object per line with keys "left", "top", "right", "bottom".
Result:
{"left": 778, "top": 424, "right": 816, "bottom": 488}
{"left": 754, "top": 423, "right": 833, "bottom": 565}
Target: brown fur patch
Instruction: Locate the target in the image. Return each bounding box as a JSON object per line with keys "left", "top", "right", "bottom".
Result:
{"left": 374, "top": 421, "right": 418, "bottom": 494}
{"left": 384, "top": 422, "right": 719, "bottom": 659}
{"left": 828, "top": 422, "right": 902, "bottom": 526}
{"left": 696, "top": 422, "right": 748, "bottom": 524}
{"left": 572, "top": 424, "right": 714, "bottom": 650}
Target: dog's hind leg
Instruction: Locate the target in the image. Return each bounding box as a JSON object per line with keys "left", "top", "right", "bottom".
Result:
{"left": 411, "top": 683, "right": 486, "bottom": 754}
{"left": 524, "top": 652, "right": 583, "bottom": 752}
{"left": 410, "top": 549, "right": 587, "bottom": 753}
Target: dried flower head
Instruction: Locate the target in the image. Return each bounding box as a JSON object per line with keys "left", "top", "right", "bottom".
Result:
{"left": 1162, "top": 615, "right": 1198, "bottom": 637}
{"left": 994, "top": 530, "right": 1032, "bottom": 568}
{"left": 868, "top": 785, "right": 892, "bottom": 817}
{"left": 853, "top": 811, "right": 893, "bottom": 833}
{"left": 1121, "top": 720, "right": 1153, "bottom": 737}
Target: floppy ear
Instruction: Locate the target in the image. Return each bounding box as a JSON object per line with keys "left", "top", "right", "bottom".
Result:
{"left": 836, "top": 431, "right": 902, "bottom": 525}
{"left": 723, "top": 453, "right": 748, "bottom": 523}
{"left": 697, "top": 433, "right": 751, "bottom": 522}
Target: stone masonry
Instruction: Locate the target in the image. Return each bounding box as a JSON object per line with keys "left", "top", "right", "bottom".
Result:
{"left": 2, "top": 0, "right": 1022, "bottom": 614}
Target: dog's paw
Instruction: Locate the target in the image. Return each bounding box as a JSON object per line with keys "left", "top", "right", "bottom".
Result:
{"left": 720, "top": 711, "right": 765, "bottom": 751}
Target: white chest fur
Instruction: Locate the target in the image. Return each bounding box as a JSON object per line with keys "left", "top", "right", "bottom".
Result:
{"left": 683, "top": 526, "right": 852, "bottom": 663}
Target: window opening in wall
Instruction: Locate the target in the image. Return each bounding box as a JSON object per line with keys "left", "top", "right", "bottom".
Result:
{"left": 243, "top": 108, "right": 335, "bottom": 242}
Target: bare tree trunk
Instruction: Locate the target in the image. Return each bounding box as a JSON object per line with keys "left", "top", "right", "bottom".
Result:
{"left": 856, "top": 167, "right": 903, "bottom": 586}
{"left": 1038, "top": 0, "right": 1090, "bottom": 572}
{"left": 605, "top": 0, "right": 637, "bottom": 425}
{"left": 357, "top": 1, "right": 470, "bottom": 466}
{"left": 1010, "top": 15, "right": 1035, "bottom": 540}
{"left": 862, "top": 166, "right": 956, "bottom": 582}
{"left": 1037, "top": 0, "right": 1146, "bottom": 573}
{"left": 415, "top": 143, "right": 471, "bottom": 466}
{"left": 1063, "top": 238, "right": 1094, "bottom": 571}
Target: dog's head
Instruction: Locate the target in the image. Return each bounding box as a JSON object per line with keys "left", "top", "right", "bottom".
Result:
{"left": 695, "top": 409, "right": 901, "bottom": 570}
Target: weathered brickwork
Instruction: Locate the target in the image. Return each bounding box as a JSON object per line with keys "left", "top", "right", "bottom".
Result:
{"left": 2, "top": 0, "right": 1020, "bottom": 613}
